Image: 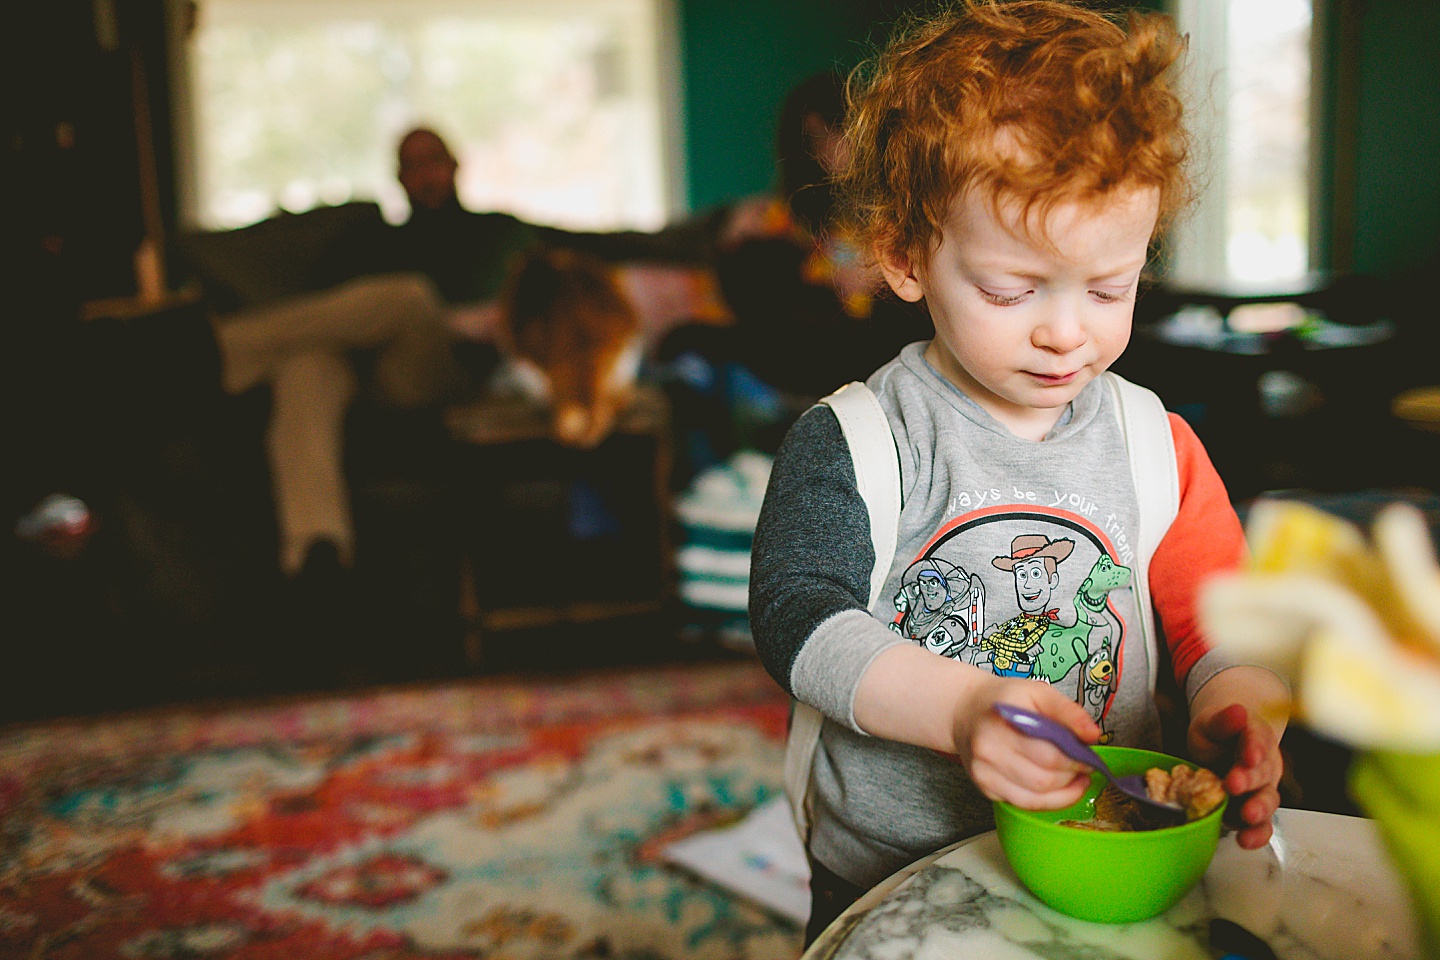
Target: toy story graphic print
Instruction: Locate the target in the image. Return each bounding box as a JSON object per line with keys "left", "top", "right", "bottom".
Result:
{"left": 889, "top": 507, "right": 1133, "bottom": 740}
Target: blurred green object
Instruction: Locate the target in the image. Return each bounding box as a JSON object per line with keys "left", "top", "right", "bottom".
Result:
{"left": 1349, "top": 750, "right": 1440, "bottom": 960}
{"left": 994, "top": 746, "right": 1225, "bottom": 924}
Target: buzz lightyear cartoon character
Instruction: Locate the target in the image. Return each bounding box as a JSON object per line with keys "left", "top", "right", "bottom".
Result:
{"left": 891, "top": 557, "right": 985, "bottom": 658}
{"left": 981, "top": 534, "right": 1075, "bottom": 678}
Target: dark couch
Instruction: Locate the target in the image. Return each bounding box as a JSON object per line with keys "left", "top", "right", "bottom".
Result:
{"left": 60, "top": 203, "right": 473, "bottom": 698}
{"left": 90, "top": 200, "right": 692, "bottom": 690}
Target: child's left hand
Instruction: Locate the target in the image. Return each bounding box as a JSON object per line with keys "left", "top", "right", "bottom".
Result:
{"left": 1188, "top": 703, "right": 1283, "bottom": 850}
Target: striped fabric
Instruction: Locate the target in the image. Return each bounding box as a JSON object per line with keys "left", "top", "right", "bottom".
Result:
{"left": 674, "top": 451, "right": 773, "bottom": 638}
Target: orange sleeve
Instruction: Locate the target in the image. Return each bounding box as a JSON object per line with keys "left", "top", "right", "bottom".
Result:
{"left": 1150, "top": 413, "right": 1247, "bottom": 684}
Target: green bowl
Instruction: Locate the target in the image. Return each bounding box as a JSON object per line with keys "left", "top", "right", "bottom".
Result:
{"left": 993, "top": 746, "right": 1225, "bottom": 923}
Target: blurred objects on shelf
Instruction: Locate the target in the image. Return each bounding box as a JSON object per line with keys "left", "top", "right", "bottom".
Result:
{"left": 673, "top": 451, "right": 772, "bottom": 649}
{"left": 1143, "top": 301, "right": 1395, "bottom": 356}
{"left": 1393, "top": 387, "right": 1440, "bottom": 434}
{"left": 14, "top": 493, "right": 96, "bottom": 560}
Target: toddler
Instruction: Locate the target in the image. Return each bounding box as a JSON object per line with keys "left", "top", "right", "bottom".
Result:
{"left": 747, "top": 1, "right": 1289, "bottom": 944}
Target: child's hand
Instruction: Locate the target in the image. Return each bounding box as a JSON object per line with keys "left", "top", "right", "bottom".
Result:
{"left": 1188, "top": 703, "right": 1283, "bottom": 850}
{"left": 956, "top": 678, "right": 1101, "bottom": 811}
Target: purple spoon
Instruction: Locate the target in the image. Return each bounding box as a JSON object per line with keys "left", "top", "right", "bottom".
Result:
{"left": 993, "top": 703, "right": 1184, "bottom": 818}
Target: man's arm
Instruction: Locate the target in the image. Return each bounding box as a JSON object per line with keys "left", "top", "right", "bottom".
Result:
{"left": 532, "top": 207, "right": 726, "bottom": 265}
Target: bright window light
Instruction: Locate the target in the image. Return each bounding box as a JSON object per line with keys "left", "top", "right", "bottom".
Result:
{"left": 1168, "top": 0, "right": 1313, "bottom": 290}
{"left": 185, "top": 0, "right": 675, "bottom": 231}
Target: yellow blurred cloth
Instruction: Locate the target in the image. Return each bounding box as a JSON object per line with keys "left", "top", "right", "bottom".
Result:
{"left": 1393, "top": 386, "right": 1440, "bottom": 433}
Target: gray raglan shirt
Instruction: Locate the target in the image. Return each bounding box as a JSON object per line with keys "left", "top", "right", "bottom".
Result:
{"left": 750, "top": 342, "right": 1243, "bottom": 889}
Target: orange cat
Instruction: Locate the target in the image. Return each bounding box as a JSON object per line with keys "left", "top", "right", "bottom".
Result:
{"left": 494, "top": 248, "right": 644, "bottom": 449}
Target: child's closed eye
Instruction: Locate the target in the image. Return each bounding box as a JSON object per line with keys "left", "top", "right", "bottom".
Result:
{"left": 977, "top": 287, "right": 1032, "bottom": 306}
{"left": 1090, "top": 288, "right": 1134, "bottom": 304}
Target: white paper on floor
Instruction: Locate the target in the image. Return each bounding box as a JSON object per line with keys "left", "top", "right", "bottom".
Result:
{"left": 660, "top": 794, "right": 812, "bottom": 925}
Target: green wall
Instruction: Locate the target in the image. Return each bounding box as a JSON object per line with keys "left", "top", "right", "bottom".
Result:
{"left": 677, "top": 0, "right": 894, "bottom": 213}
{"left": 1350, "top": 0, "right": 1440, "bottom": 276}
{"left": 675, "top": 0, "right": 1440, "bottom": 281}
{"left": 674, "top": 1, "right": 1167, "bottom": 215}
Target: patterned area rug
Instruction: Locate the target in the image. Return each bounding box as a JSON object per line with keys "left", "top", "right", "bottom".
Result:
{"left": 0, "top": 661, "right": 801, "bottom": 959}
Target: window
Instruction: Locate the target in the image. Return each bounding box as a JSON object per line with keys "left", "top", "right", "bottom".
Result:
{"left": 178, "top": 0, "right": 680, "bottom": 231}
{"left": 1167, "top": 0, "right": 1316, "bottom": 291}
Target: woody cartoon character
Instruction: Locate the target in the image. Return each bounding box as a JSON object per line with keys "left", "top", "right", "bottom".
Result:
{"left": 982, "top": 534, "right": 1075, "bottom": 678}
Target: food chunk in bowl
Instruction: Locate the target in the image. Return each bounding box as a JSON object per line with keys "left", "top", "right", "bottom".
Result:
{"left": 1061, "top": 764, "right": 1226, "bottom": 831}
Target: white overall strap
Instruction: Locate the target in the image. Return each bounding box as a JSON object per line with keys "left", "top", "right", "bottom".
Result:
{"left": 1104, "top": 371, "right": 1180, "bottom": 691}
{"left": 783, "top": 381, "right": 902, "bottom": 840}
{"left": 821, "top": 382, "right": 904, "bottom": 608}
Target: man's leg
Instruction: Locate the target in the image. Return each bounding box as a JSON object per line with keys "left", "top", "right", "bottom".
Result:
{"left": 267, "top": 350, "right": 357, "bottom": 576}
{"left": 213, "top": 273, "right": 453, "bottom": 574}
{"left": 368, "top": 274, "right": 459, "bottom": 408}
{"left": 214, "top": 273, "right": 449, "bottom": 397}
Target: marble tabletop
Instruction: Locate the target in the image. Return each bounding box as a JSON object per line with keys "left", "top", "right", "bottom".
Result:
{"left": 804, "top": 808, "right": 1421, "bottom": 960}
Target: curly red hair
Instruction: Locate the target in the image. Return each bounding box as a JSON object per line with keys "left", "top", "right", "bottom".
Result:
{"left": 837, "top": 0, "right": 1190, "bottom": 266}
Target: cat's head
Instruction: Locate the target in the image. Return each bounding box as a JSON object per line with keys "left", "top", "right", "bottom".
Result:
{"left": 496, "top": 248, "right": 643, "bottom": 449}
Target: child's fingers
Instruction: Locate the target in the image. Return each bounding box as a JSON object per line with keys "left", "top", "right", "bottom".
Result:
{"left": 1213, "top": 717, "right": 1283, "bottom": 851}
{"left": 1228, "top": 783, "right": 1281, "bottom": 849}
{"left": 1223, "top": 780, "right": 1279, "bottom": 828}
{"left": 1238, "top": 784, "right": 1281, "bottom": 827}
{"left": 969, "top": 718, "right": 1092, "bottom": 797}
{"left": 973, "top": 763, "right": 1091, "bottom": 809}
{"left": 1193, "top": 703, "right": 1248, "bottom": 754}
{"left": 1018, "top": 685, "right": 1102, "bottom": 743}
{"left": 999, "top": 739, "right": 1091, "bottom": 792}
{"left": 1233, "top": 818, "right": 1276, "bottom": 850}
{"left": 1223, "top": 725, "right": 1283, "bottom": 796}
{"left": 973, "top": 718, "right": 1087, "bottom": 784}
{"left": 981, "top": 697, "right": 1099, "bottom": 778}
{"left": 968, "top": 685, "right": 1102, "bottom": 809}
{"left": 997, "top": 775, "right": 1092, "bottom": 810}
{"left": 1238, "top": 728, "right": 1266, "bottom": 768}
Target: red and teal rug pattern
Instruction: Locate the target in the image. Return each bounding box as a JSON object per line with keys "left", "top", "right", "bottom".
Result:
{"left": 0, "top": 661, "right": 801, "bottom": 959}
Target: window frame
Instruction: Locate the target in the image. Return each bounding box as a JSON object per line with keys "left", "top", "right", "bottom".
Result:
{"left": 165, "top": 0, "right": 688, "bottom": 232}
{"left": 1164, "top": 0, "right": 1330, "bottom": 294}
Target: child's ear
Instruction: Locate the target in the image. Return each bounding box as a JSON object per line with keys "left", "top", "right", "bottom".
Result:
{"left": 876, "top": 247, "right": 925, "bottom": 303}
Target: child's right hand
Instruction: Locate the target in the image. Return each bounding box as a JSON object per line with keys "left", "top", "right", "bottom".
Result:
{"left": 955, "top": 677, "right": 1101, "bottom": 810}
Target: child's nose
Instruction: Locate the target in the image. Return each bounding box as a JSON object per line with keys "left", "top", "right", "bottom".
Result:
{"left": 1031, "top": 300, "right": 1088, "bottom": 353}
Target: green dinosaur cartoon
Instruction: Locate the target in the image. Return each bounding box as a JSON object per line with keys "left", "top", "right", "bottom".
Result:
{"left": 1034, "top": 553, "right": 1131, "bottom": 685}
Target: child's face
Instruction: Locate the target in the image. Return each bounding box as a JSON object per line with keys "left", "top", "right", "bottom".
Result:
{"left": 880, "top": 185, "right": 1159, "bottom": 441}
